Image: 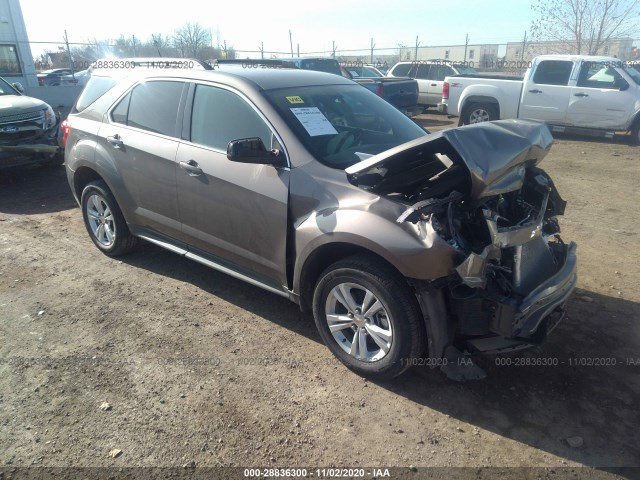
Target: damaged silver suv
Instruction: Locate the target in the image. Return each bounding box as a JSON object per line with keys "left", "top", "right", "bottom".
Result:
{"left": 64, "top": 67, "right": 576, "bottom": 379}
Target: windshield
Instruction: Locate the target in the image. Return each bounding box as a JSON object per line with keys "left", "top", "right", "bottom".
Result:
{"left": 264, "top": 84, "right": 427, "bottom": 169}
{"left": 0, "top": 77, "right": 18, "bottom": 95}
{"left": 623, "top": 65, "right": 640, "bottom": 85}
{"left": 454, "top": 65, "right": 477, "bottom": 74}
{"left": 347, "top": 66, "right": 383, "bottom": 78}
{"left": 298, "top": 59, "right": 342, "bottom": 76}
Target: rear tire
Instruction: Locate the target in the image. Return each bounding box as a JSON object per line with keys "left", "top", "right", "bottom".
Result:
{"left": 461, "top": 102, "right": 497, "bottom": 125}
{"left": 631, "top": 122, "right": 640, "bottom": 146}
{"left": 80, "top": 180, "right": 138, "bottom": 257}
{"left": 312, "top": 254, "right": 426, "bottom": 379}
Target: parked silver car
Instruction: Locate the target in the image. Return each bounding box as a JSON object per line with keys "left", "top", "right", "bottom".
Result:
{"left": 64, "top": 67, "right": 576, "bottom": 379}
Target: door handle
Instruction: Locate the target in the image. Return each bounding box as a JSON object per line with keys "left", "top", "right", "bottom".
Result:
{"left": 528, "top": 89, "right": 543, "bottom": 94}
{"left": 573, "top": 93, "right": 589, "bottom": 97}
{"left": 106, "top": 134, "right": 123, "bottom": 148}
{"left": 179, "top": 159, "right": 203, "bottom": 177}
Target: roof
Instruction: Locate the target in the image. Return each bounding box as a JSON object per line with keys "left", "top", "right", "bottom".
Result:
{"left": 91, "top": 65, "right": 354, "bottom": 91}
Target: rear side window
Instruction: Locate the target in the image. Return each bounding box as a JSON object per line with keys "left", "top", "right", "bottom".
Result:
{"left": 390, "top": 63, "right": 412, "bottom": 77}
{"left": 112, "top": 81, "right": 184, "bottom": 137}
{"left": 429, "top": 65, "right": 454, "bottom": 81}
{"left": 533, "top": 60, "right": 573, "bottom": 86}
{"left": 190, "top": 85, "right": 272, "bottom": 151}
{"left": 416, "top": 64, "right": 431, "bottom": 79}
{"left": 73, "top": 76, "right": 115, "bottom": 113}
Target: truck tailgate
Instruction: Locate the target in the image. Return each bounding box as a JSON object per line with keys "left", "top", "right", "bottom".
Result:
{"left": 355, "top": 77, "right": 419, "bottom": 110}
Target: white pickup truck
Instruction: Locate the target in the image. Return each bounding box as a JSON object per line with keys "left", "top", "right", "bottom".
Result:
{"left": 439, "top": 55, "right": 640, "bottom": 144}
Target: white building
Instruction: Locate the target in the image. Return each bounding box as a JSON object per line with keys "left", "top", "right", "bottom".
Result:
{"left": 0, "top": 0, "right": 37, "bottom": 87}
{"left": 398, "top": 44, "right": 499, "bottom": 67}
{"left": 506, "top": 38, "right": 635, "bottom": 62}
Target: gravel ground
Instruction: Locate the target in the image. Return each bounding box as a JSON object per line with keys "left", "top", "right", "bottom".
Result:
{"left": 1, "top": 112, "right": 638, "bottom": 479}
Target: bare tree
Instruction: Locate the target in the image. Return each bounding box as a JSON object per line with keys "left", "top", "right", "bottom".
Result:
{"left": 530, "top": 0, "right": 640, "bottom": 55}
{"left": 151, "top": 34, "right": 169, "bottom": 56}
{"left": 173, "top": 22, "right": 212, "bottom": 59}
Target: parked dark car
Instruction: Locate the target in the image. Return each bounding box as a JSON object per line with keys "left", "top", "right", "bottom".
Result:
{"left": 37, "top": 68, "right": 74, "bottom": 86}
{"left": 0, "top": 76, "right": 61, "bottom": 168}
{"left": 63, "top": 68, "right": 576, "bottom": 379}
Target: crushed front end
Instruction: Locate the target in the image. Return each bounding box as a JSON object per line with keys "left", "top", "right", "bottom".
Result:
{"left": 433, "top": 166, "right": 577, "bottom": 353}
{"left": 346, "top": 119, "right": 577, "bottom": 357}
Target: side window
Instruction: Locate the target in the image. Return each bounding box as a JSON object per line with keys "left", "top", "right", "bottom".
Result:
{"left": 416, "top": 64, "right": 431, "bottom": 79}
{"left": 390, "top": 63, "right": 412, "bottom": 77}
{"left": 577, "top": 63, "right": 625, "bottom": 89}
{"left": 111, "top": 92, "right": 130, "bottom": 124}
{"left": 125, "top": 81, "right": 184, "bottom": 136}
{"left": 190, "top": 85, "right": 272, "bottom": 151}
{"left": 533, "top": 60, "right": 573, "bottom": 86}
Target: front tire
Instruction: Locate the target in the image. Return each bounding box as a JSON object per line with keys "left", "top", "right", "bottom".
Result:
{"left": 461, "top": 102, "right": 497, "bottom": 125}
{"left": 312, "top": 254, "right": 426, "bottom": 379}
{"left": 631, "top": 122, "right": 640, "bottom": 146}
{"left": 80, "top": 180, "right": 138, "bottom": 256}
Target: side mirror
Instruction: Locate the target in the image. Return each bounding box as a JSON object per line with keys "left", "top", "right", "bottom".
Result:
{"left": 12, "top": 82, "right": 24, "bottom": 94}
{"left": 227, "top": 137, "right": 285, "bottom": 166}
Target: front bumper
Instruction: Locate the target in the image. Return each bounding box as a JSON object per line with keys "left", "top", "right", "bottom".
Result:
{"left": 457, "top": 241, "right": 577, "bottom": 353}
{"left": 0, "top": 122, "right": 61, "bottom": 167}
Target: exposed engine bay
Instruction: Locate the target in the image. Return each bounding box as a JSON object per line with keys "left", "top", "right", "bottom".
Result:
{"left": 345, "top": 120, "right": 577, "bottom": 358}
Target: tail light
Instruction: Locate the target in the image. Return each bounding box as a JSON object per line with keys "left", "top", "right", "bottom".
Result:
{"left": 375, "top": 84, "right": 383, "bottom": 97}
{"left": 442, "top": 81, "right": 449, "bottom": 100}
{"left": 61, "top": 119, "right": 70, "bottom": 146}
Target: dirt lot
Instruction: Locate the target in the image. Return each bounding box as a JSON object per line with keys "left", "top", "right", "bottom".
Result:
{"left": 1, "top": 112, "right": 639, "bottom": 478}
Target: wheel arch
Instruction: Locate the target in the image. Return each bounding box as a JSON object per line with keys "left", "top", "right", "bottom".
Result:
{"left": 460, "top": 95, "right": 500, "bottom": 118}
{"left": 296, "top": 242, "right": 409, "bottom": 313}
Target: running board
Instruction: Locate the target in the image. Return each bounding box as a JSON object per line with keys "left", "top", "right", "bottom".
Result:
{"left": 138, "top": 235, "right": 290, "bottom": 299}
{"left": 550, "top": 125, "right": 615, "bottom": 139}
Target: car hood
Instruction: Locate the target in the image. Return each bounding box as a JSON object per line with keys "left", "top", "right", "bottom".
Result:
{"left": 0, "top": 95, "right": 48, "bottom": 117}
{"left": 345, "top": 119, "right": 554, "bottom": 200}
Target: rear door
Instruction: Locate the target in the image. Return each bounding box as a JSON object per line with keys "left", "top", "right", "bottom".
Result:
{"left": 413, "top": 63, "right": 432, "bottom": 106}
{"left": 176, "top": 83, "right": 290, "bottom": 288}
{"left": 426, "top": 64, "right": 455, "bottom": 106}
{"left": 99, "top": 80, "right": 187, "bottom": 239}
{"left": 519, "top": 59, "right": 574, "bottom": 124}
{"left": 566, "top": 61, "right": 635, "bottom": 129}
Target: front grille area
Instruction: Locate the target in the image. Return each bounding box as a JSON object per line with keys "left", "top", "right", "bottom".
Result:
{"left": 0, "top": 111, "right": 44, "bottom": 125}
{"left": 0, "top": 130, "right": 43, "bottom": 142}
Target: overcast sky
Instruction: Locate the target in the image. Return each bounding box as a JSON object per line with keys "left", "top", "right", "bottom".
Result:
{"left": 21, "top": 0, "right": 537, "bottom": 55}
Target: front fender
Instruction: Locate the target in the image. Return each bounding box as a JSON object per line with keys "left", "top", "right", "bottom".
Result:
{"left": 293, "top": 205, "right": 462, "bottom": 294}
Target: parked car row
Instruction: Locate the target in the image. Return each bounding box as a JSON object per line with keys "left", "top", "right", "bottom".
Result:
{"left": 59, "top": 61, "right": 577, "bottom": 379}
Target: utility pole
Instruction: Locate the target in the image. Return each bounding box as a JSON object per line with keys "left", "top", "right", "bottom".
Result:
{"left": 222, "top": 40, "right": 228, "bottom": 59}
{"left": 414, "top": 36, "right": 420, "bottom": 61}
{"left": 297, "top": 43, "right": 299, "bottom": 57}
{"left": 370, "top": 38, "right": 375, "bottom": 64}
{"left": 132, "top": 35, "right": 137, "bottom": 57}
{"left": 464, "top": 34, "right": 469, "bottom": 63}
{"left": 289, "top": 30, "right": 294, "bottom": 58}
{"left": 332, "top": 41, "right": 337, "bottom": 58}
{"left": 63, "top": 29, "right": 74, "bottom": 77}
{"left": 520, "top": 31, "right": 527, "bottom": 62}
{"left": 259, "top": 41, "right": 264, "bottom": 59}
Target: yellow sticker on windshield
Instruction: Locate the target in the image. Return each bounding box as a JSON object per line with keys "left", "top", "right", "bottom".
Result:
{"left": 286, "top": 96, "right": 304, "bottom": 104}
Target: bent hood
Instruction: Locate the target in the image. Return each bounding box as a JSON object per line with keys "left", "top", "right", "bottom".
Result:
{"left": 0, "top": 95, "right": 49, "bottom": 117}
{"left": 346, "top": 119, "right": 554, "bottom": 200}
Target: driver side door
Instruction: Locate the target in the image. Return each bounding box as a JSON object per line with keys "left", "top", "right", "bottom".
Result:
{"left": 176, "top": 83, "right": 290, "bottom": 290}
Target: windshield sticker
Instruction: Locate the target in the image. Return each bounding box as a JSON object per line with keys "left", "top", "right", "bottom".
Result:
{"left": 290, "top": 107, "right": 338, "bottom": 136}
{"left": 286, "top": 95, "right": 305, "bottom": 104}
